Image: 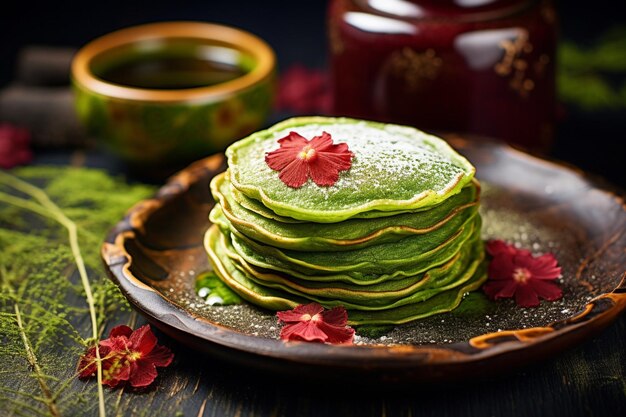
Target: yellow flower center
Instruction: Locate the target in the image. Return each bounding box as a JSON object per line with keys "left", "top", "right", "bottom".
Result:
{"left": 300, "top": 313, "right": 321, "bottom": 322}
{"left": 128, "top": 351, "right": 142, "bottom": 361}
{"left": 298, "top": 145, "right": 317, "bottom": 161}
{"left": 513, "top": 267, "right": 531, "bottom": 284}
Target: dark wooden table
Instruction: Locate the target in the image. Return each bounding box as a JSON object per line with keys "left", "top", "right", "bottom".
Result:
{"left": 146, "top": 315, "right": 625, "bottom": 417}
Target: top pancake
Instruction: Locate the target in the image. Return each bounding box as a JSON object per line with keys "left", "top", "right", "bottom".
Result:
{"left": 226, "top": 117, "right": 475, "bottom": 223}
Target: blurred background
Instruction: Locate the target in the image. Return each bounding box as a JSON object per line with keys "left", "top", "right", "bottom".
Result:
{"left": 0, "top": 0, "right": 625, "bottom": 187}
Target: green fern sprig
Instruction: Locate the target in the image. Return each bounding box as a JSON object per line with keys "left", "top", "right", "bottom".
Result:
{"left": 0, "top": 167, "right": 154, "bottom": 417}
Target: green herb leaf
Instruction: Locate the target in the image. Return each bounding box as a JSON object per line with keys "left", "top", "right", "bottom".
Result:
{"left": 195, "top": 271, "right": 243, "bottom": 306}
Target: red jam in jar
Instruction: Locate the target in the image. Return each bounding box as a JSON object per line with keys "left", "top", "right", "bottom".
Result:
{"left": 328, "top": 0, "right": 557, "bottom": 151}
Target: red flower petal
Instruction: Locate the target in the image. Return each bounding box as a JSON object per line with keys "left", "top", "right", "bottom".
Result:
{"left": 308, "top": 156, "right": 342, "bottom": 186}
{"left": 109, "top": 325, "right": 133, "bottom": 338}
{"left": 129, "top": 360, "right": 158, "bottom": 388}
{"left": 100, "top": 335, "right": 130, "bottom": 351}
{"left": 483, "top": 240, "right": 562, "bottom": 308}
{"left": 278, "top": 158, "right": 309, "bottom": 188}
{"left": 277, "top": 303, "right": 354, "bottom": 344}
{"left": 277, "top": 302, "right": 324, "bottom": 323}
{"left": 277, "top": 131, "right": 309, "bottom": 148}
{"left": 321, "top": 306, "right": 349, "bottom": 327}
{"left": 142, "top": 344, "right": 174, "bottom": 368}
{"left": 265, "top": 132, "right": 309, "bottom": 171}
{"left": 129, "top": 325, "right": 158, "bottom": 357}
{"left": 483, "top": 279, "right": 517, "bottom": 299}
{"left": 487, "top": 255, "right": 517, "bottom": 280}
{"left": 77, "top": 324, "right": 173, "bottom": 389}
{"left": 514, "top": 284, "right": 540, "bottom": 308}
{"left": 528, "top": 279, "right": 563, "bottom": 301}
{"left": 485, "top": 240, "right": 515, "bottom": 256}
{"left": 77, "top": 346, "right": 100, "bottom": 378}
{"left": 293, "top": 302, "right": 326, "bottom": 316}
{"left": 101, "top": 350, "right": 132, "bottom": 387}
{"left": 316, "top": 321, "right": 355, "bottom": 344}
{"left": 265, "top": 131, "right": 353, "bottom": 188}
{"left": 265, "top": 148, "right": 299, "bottom": 171}
{"left": 526, "top": 254, "right": 562, "bottom": 279}
{"left": 308, "top": 131, "right": 333, "bottom": 150}
{"left": 486, "top": 240, "right": 531, "bottom": 258}
{"left": 280, "top": 321, "right": 328, "bottom": 343}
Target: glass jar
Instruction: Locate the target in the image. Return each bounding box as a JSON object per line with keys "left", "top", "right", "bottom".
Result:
{"left": 328, "top": 0, "right": 557, "bottom": 152}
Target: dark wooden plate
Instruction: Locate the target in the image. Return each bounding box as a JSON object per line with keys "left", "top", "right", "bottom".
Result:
{"left": 102, "top": 138, "right": 626, "bottom": 383}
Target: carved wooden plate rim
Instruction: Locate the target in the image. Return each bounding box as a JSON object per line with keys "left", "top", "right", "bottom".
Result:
{"left": 102, "top": 139, "right": 626, "bottom": 380}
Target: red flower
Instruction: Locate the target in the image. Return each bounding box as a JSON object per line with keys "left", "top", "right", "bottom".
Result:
{"left": 0, "top": 123, "right": 32, "bottom": 169}
{"left": 78, "top": 324, "right": 174, "bottom": 388}
{"left": 483, "top": 240, "right": 563, "bottom": 308}
{"left": 277, "top": 303, "right": 355, "bottom": 344}
{"left": 275, "top": 65, "right": 331, "bottom": 114}
{"left": 265, "top": 131, "right": 353, "bottom": 188}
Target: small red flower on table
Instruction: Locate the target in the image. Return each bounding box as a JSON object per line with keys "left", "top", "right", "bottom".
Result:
{"left": 265, "top": 131, "right": 353, "bottom": 188}
{"left": 78, "top": 324, "right": 174, "bottom": 388}
{"left": 277, "top": 303, "right": 355, "bottom": 344}
{"left": 483, "top": 240, "right": 562, "bottom": 308}
{"left": 0, "top": 123, "right": 32, "bottom": 169}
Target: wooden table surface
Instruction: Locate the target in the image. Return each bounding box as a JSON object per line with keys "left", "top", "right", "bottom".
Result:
{"left": 172, "top": 317, "right": 625, "bottom": 417}
{"left": 6, "top": 297, "right": 621, "bottom": 417}
{"left": 116, "top": 313, "right": 626, "bottom": 417}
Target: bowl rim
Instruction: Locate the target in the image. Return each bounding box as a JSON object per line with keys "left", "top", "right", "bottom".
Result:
{"left": 71, "top": 21, "right": 275, "bottom": 103}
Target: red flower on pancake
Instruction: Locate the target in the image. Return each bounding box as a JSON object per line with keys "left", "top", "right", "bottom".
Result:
{"left": 265, "top": 131, "right": 353, "bottom": 188}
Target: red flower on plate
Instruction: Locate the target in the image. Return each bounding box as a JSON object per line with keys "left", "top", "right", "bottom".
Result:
{"left": 483, "top": 240, "right": 563, "bottom": 308}
{"left": 78, "top": 324, "right": 174, "bottom": 388}
{"left": 0, "top": 123, "right": 33, "bottom": 169}
{"left": 265, "top": 131, "right": 353, "bottom": 188}
{"left": 277, "top": 302, "right": 355, "bottom": 344}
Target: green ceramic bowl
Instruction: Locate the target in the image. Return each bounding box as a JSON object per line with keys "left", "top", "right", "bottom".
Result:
{"left": 71, "top": 21, "right": 275, "bottom": 166}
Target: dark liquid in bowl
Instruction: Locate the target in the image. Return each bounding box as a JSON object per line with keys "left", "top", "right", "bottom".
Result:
{"left": 98, "top": 57, "right": 246, "bottom": 90}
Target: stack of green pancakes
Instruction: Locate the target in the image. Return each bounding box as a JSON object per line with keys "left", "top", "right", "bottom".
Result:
{"left": 205, "top": 117, "right": 487, "bottom": 325}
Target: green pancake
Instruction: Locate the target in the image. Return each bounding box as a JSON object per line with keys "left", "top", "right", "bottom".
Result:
{"left": 223, "top": 219, "right": 479, "bottom": 285}
{"left": 224, "top": 211, "right": 480, "bottom": 276}
{"left": 230, "top": 183, "right": 306, "bottom": 224}
{"left": 211, "top": 172, "right": 480, "bottom": 251}
{"left": 226, "top": 233, "right": 483, "bottom": 306}
{"left": 216, "top": 209, "right": 481, "bottom": 283}
{"left": 229, "top": 240, "right": 483, "bottom": 311}
{"left": 205, "top": 117, "right": 486, "bottom": 325}
{"left": 347, "top": 262, "right": 487, "bottom": 325}
{"left": 226, "top": 117, "right": 475, "bottom": 222}
{"left": 230, "top": 179, "right": 471, "bottom": 222}
{"left": 205, "top": 225, "right": 487, "bottom": 325}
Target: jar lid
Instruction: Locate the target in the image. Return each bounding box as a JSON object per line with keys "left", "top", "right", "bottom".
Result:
{"left": 355, "top": 0, "right": 536, "bottom": 21}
